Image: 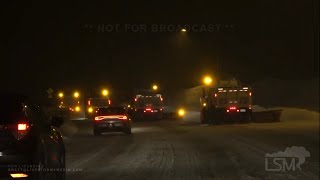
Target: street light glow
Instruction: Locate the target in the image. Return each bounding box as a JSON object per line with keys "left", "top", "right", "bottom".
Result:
{"left": 75, "top": 106, "right": 80, "bottom": 112}
{"left": 181, "top": 28, "right": 187, "bottom": 32}
{"left": 74, "top": 91, "right": 80, "bottom": 98}
{"left": 102, "top": 89, "right": 109, "bottom": 96}
{"left": 152, "top": 85, "right": 158, "bottom": 91}
{"left": 203, "top": 76, "right": 213, "bottom": 86}
{"left": 58, "top": 92, "right": 64, "bottom": 98}
{"left": 178, "top": 108, "right": 185, "bottom": 117}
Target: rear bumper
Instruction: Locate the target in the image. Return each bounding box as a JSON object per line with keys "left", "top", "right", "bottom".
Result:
{"left": 213, "top": 107, "right": 252, "bottom": 113}
{"left": 94, "top": 120, "right": 130, "bottom": 132}
{"left": 132, "top": 110, "right": 163, "bottom": 119}
{"left": 204, "top": 108, "right": 252, "bottom": 122}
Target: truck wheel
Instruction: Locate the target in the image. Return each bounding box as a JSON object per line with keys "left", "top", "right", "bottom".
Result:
{"left": 200, "top": 110, "right": 208, "bottom": 124}
{"left": 212, "top": 111, "right": 222, "bottom": 125}
{"left": 207, "top": 111, "right": 213, "bottom": 124}
{"left": 211, "top": 112, "right": 218, "bottom": 125}
{"left": 247, "top": 112, "right": 253, "bottom": 122}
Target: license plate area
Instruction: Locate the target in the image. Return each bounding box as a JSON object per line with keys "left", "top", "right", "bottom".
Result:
{"left": 100, "top": 122, "right": 122, "bottom": 128}
{"left": 240, "top": 109, "right": 246, "bottom": 112}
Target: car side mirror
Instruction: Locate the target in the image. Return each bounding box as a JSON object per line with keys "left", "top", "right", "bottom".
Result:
{"left": 50, "top": 116, "right": 64, "bottom": 128}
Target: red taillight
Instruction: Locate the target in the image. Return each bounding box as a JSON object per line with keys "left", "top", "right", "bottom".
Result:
{"left": 18, "top": 123, "right": 28, "bottom": 131}
{"left": 14, "top": 122, "right": 30, "bottom": 140}
{"left": 249, "top": 92, "right": 252, "bottom": 96}
{"left": 108, "top": 100, "right": 111, "bottom": 105}
{"left": 10, "top": 173, "right": 28, "bottom": 178}
{"left": 227, "top": 106, "right": 238, "bottom": 112}
{"left": 134, "top": 98, "right": 137, "bottom": 102}
{"left": 145, "top": 108, "right": 153, "bottom": 112}
{"left": 214, "top": 93, "right": 217, "bottom": 97}
{"left": 88, "top": 100, "right": 91, "bottom": 106}
{"left": 229, "top": 106, "right": 237, "bottom": 110}
{"left": 95, "top": 116, "right": 104, "bottom": 121}
{"left": 118, "top": 116, "right": 128, "bottom": 120}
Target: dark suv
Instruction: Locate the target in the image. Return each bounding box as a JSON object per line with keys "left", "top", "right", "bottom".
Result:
{"left": 0, "top": 93, "right": 65, "bottom": 179}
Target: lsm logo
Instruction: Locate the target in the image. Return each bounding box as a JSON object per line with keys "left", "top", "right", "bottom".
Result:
{"left": 265, "top": 146, "right": 310, "bottom": 172}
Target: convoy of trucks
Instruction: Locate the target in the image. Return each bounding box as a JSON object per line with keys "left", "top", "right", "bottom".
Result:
{"left": 52, "top": 78, "right": 253, "bottom": 123}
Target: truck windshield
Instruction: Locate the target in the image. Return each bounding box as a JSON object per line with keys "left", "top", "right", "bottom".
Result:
{"left": 97, "top": 107, "right": 125, "bottom": 115}
{"left": 136, "top": 97, "right": 161, "bottom": 107}
{"left": 90, "top": 99, "right": 109, "bottom": 107}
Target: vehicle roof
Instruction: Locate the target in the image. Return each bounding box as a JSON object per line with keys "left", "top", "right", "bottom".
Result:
{"left": 89, "top": 97, "right": 109, "bottom": 99}
{"left": 98, "top": 106, "right": 125, "bottom": 110}
{"left": 0, "top": 93, "right": 29, "bottom": 123}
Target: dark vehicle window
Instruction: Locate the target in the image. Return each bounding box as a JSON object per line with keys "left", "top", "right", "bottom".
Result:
{"left": 0, "top": 98, "right": 27, "bottom": 124}
{"left": 90, "top": 98, "right": 109, "bottom": 107}
{"left": 97, "top": 108, "right": 126, "bottom": 115}
{"left": 27, "top": 106, "right": 50, "bottom": 127}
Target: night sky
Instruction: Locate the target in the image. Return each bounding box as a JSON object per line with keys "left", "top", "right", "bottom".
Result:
{"left": 1, "top": 1, "right": 319, "bottom": 97}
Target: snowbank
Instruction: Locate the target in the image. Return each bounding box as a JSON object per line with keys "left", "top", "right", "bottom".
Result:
{"left": 273, "top": 107, "right": 320, "bottom": 123}
{"left": 253, "top": 105, "right": 319, "bottom": 123}
{"left": 252, "top": 105, "right": 269, "bottom": 112}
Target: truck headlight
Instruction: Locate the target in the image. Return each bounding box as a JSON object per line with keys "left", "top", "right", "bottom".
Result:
{"left": 178, "top": 109, "right": 185, "bottom": 117}
{"left": 75, "top": 106, "right": 80, "bottom": 112}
